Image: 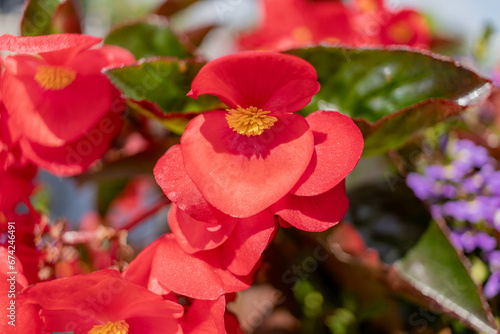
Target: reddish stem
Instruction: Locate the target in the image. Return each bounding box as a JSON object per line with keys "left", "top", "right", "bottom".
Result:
{"left": 120, "top": 198, "right": 171, "bottom": 231}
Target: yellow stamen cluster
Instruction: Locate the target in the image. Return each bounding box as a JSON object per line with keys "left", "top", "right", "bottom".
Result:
{"left": 358, "top": 0, "right": 378, "bottom": 13}
{"left": 88, "top": 320, "right": 129, "bottom": 334}
{"left": 291, "top": 26, "right": 313, "bottom": 44}
{"left": 387, "top": 21, "right": 413, "bottom": 44}
{"left": 225, "top": 106, "right": 278, "bottom": 137}
{"left": 34, "top": 65, "right": 77, "bottom": 90}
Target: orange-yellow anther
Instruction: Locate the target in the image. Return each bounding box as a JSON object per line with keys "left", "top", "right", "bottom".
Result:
{"left": 358, "top": 0, "right": 379, "bottom": 13}
{"left": 387, "top": 21, "right": 413, "bottom": 44}
{"left": 292, "top": 26, "right": 313, "bottom": 44}
{"left": 88, "top": 320, "right": 129, "bottom": 334}
{"left": 225, "top": 106, "right": 278, "bottom": 137}
{"left": 35, "top": 65, "right": 76, "bottom": 90}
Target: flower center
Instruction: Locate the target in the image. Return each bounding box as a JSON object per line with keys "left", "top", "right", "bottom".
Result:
{"left": 386, "top": 21, "right": 414, "bottom": 44}
{"left": 358, "top": 0, "right": 378, "bottom": 13}
{"left": 291, "top": 26, "right": 313, "bottom": 44}
{"left": 88, "top": 320, "right": 129, "bottom": 334}
{"left": 225, "top": 105, "right": 278, "bottom": 137}
{"left": 34, "top": 65, "right": 77, "bottom": 90}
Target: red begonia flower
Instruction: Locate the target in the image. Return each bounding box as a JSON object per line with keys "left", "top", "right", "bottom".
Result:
{"left": 125, "top": 234, "right": 250, "bottom": 300}
{"left": 378, "top": 9, "right": 431, "bottom": 48}
{"left": 125, "top": 209, "right": 276, "bottom": 301}
{"left": 183, "top": 52, "right": 318, "bottom": 217}
{"left": 169, "top": 203, "right": 276, "bottom": 276}
{"left": 23, "top": 269, "right": 184, "bottom": 334}
{"left": 238, "top": 0, "right": 430, "bottom": 50}
{"left": 351, "top": 0, "right": 430, "bottom": 49}
{"left": 0, "top": 33, "right": 135, "bottom": 176}
{"left": 238, "top": 0, "right": 354, "bottom": 51}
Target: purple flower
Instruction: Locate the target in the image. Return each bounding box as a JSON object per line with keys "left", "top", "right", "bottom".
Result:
{"left": 486, "top": 251, "right": 500, "bottom": 272}
{"left": 476, "top": 232, "right": 497, "bottom": 252}
{"left": 484, "top": 271, "right": 500, "bottom": 299}
{"left": 451, "top": 139, "right": 492, "bottom": 170}
{"left": 449, "top": 230, "right": 463, "bottom": 250}
{"left": 463, "top": 174, "right": 484, "bottom": 194}
{"left": 406, "top": 173, "right": 435, "bottom": 200}
{"left": 442, "top": 200, "right": 469, "bottom": 221}
{"left": 485, "top": 171, "right": 500, "bottom": 196}
{"left": 425, "top": 165, "right": 446, "bottom": 180}
{"left": 460, "top": 231, "right": 477, "bottom": 252}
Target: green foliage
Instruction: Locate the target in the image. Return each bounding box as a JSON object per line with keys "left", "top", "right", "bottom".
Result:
{"left": 287, "top": 46, "right": 491, "bottom": 155}
{"left": 104, "top": 18, "right": 194, "bottom": 60}
{"left": 21, "top": 0, "right": 81, "bottom": 36}
{"left": 395, "top": 221, "right": 498, "bottom": 334}
{"left": 104, "top": 58, "right": 220, "bottom": 115}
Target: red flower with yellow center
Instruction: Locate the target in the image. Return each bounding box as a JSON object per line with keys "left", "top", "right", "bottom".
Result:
{"left": 156, "top": 51, "right": 363, "bottom": 224}
{"left": 22, "top": 269, "right": 184, "bottom": 334}
{"left": 0, "top": 34, "right": 135, "bottom": 175}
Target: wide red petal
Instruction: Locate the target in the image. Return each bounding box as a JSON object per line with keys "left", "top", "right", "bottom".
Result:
{"left": 188, "top": 51, "right": 319, "bottom": 112}
{"left": 122, "top": 238, "right": 171, "bottom": 295}
{"left": 291, "top": 111, "right": 364, "bottom": 196}
{"left": 2, "top": 55, "right": 113, "bottom": 146}
{"left": 221, "top": 210, "right": 277, "bottom": 276}
{"left": 0, "top": 33, "right": 101, "bottom": 54}
{"left": 152, "top": 235, "right": 253, "bottom": 300}
{"left": 181, "top": 111, "right": 314, "bottom": 217}
{"left": 154, "top": 145, "right": 230, "bottom": 224}
{"left": 169, "top": 203, "right": 237, "bottom": 254}
{"left": 68, "top": 45, "right": 136, "bottom": 75}
{"left": 271, "top": 181, "right": 348, "bottom": 232}
{"left": 19, "top": 108, "right": 123, "bottom": 176}
{"left": 181, "top": 296, "right": 227, "bottom": 334}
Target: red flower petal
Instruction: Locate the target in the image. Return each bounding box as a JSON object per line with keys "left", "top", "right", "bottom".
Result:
{"left": 291, "top": 111, "right": 364, "bottom": 196}
{"left": 0, "top": 33, "right": 101, "bottom": 54}
{"left": 271, "top": 181, "right": 348, "bottom": 232}
{"left": 68, "top": 45, "right": 136, "bottom": 75}
{"left": 19, "top": 108, "right": 123, "bottom": 176}
{"left": 169, "top": 203, "right": 237, "bottom": 254}
{"left": 180, "top": 111, "right": 314, "bottom": 217}
{"left": 221, "top": 210, "right": 277, "bottom": 276}
{"left": 181, "top": 296, "right": 228, "bottom": 334}
{"left": 122, "top": 238, "right": 171, "bottom": 295}
{"left": 151, "top": 234, "right": 254, "bottom": 300}
{"left": 188, "top": 52, "right": 319, "bottom": 112}
{"left": 154, "top": 145, "right": 230, "bottom": 224}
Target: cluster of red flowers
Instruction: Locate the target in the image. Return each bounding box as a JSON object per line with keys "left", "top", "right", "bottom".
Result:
{"left": 0, "top": 4, "right": 374, "bottom": 329}
{"left": 239, "top": 0, "right": 431, "bottom": 51}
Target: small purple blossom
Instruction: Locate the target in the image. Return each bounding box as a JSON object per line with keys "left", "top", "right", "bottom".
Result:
{"left": 476, "top": 233, "right": 497, "bottom": 252}
{"left": 406, "top": 173, "right": 435, "bottom": 200}
{"left": 484, "top": 271, "right": 500, "bottom": 299}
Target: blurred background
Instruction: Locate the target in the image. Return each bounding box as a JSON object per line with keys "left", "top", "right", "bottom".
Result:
{"left": 2, "top": 0, "right": 500, "bottom": 68}
{"left": 3, "top": 1, "right": 500, "bottom": 333}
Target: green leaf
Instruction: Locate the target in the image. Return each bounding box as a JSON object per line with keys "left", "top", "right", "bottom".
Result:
{"left": 286, "top": 46, "right": 491, "bottom": 155}
{"left": 21, "top": 0, "right": 81, "bottom": 36}
{"left": 97, "top": 179, "right": 129, "bottom": 216}
{"left": 104, "top": 58, "right": 220, "bottom": 116}
{"left": 394, "top": 221, "right": 498, "bottom": 334}
{"left": 104, "top": 17, "right": 193, "bottom": 59}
